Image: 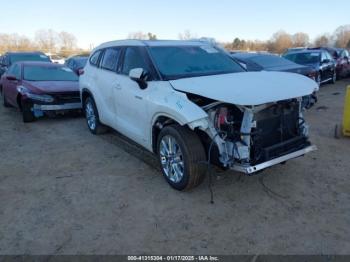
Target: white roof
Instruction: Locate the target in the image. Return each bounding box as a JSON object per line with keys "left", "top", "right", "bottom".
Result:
{"left": 96, "top": 39, "right": 209, "bottom": 50}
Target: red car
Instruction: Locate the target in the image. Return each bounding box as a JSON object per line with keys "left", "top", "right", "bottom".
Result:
{"left": 334, "top": 48, "right": 350, "bottom": 78}
{"left": 1, "top": 62, "right": 81, "bottom": 122}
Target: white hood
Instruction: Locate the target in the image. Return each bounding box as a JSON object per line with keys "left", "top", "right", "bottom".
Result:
{"left": 169, "top": 71, "right": 319, "bottom": 106}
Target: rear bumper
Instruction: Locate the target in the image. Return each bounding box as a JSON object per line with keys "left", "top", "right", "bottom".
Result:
{"left": 231, "top": 145, "right": 317, "bottom": 174}
{"left": 33, "top": 103, "right": 82, "bottom": 111}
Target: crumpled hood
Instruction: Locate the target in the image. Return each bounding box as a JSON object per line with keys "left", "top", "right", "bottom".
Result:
{"left": 169, "top": 71, "right": 319, "bottom": 106}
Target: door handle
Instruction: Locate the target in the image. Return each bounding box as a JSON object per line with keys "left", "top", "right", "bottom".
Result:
{"left": 135, "top": 95, "right": 143, "bottom": 100}
{"left": 115, "top": 83, "right": 122, "bottom": 90}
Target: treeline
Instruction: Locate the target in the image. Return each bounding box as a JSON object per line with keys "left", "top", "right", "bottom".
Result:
{"left": 0, "top": 29, "right": 86, "bottom": 57}
{"left": 2, "top": 25, "right": 350, "bottom": 56}
{"left": 225, "top": 25, "right": 350, "bottom": 53}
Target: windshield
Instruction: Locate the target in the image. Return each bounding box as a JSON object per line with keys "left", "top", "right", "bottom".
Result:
{"left": 10, "top": 54, "right": 51, "bottom": 64}
{"left": 283, "top": 52, "right": 320, "bottom": 65}
{"left": 249, "top": 55, "right": 295, "bottom": 67}
{"left": 23, "top": 66, "right": 78, "bottom": 81}
{"left": 148, "top": 45, "right": 244, "bottom": 80}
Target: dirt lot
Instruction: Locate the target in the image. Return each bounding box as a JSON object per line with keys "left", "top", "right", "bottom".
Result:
{"left": 0, "top": 80, "right": 350, "bottom": 255}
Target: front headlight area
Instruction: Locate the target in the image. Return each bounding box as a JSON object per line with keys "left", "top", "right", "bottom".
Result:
{"left": 203, "top": 99, "right": 310, "bottom": 169}
{"left": 17, "top": 86, "right": 54, "bottom": 103}
{"left": 204, "top": 103, "right": 252, "bottom": 167}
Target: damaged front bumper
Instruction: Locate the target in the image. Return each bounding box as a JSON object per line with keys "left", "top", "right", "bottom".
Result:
{"left": 193, "top": 98, "right": 317, "bottom": 175}
{"left": 33, "top": 103, "right": 82, "bottom": 111}
{"left": 231, "top": 145, "right": 317, "bottom": 174}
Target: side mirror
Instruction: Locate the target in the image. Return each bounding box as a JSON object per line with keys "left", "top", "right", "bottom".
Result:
{"left": 6, "top": 75, "right": 18, "bottom": 81}
{"left": 129, "top": 68, "right": 148, "bottom": 89}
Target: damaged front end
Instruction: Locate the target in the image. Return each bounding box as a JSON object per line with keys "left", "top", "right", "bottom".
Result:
{"left": 194, "top": 98, "right": 316, "bottom": 174}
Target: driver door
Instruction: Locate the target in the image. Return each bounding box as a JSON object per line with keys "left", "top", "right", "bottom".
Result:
{"left": 113, "top": 46, "right": 155, "bottom": 146}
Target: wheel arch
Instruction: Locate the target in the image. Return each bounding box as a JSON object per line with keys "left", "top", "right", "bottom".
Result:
{"left": 81, "top": 88, "right": 94, "bottom": 109}
{"left": 151, "top": 112, "right": 209, "bottom": 154}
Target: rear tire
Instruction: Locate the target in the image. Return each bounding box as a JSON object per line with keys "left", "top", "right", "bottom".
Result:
{"left": 2, "top": 91, "right": 11, "bottom": 107}
{"left": 84, "top": 96, "right": 108, "bottom": 135}
{"left": 22, "top": 101, "right": 35, "bottom": 123}
{"left": 157, "top": 124, "right": 207, "bottom": 191}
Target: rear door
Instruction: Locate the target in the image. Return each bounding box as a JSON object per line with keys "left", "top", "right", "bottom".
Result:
{"left": 94, "top": 47, "right": 122, "bottom": 128}
{"left": 321, "top": 51, "right": 332, "bottom": 80}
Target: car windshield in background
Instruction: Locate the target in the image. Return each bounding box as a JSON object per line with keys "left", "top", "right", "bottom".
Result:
{"left": 249, "top": 55, "right": 295, "bottom": 67}
{"left": 75, "top": 57, "right": 88, "bottom": 67}
{"left": 283, "top": 52, "right": 320, "bottom": 64}
{"left": 23, "top": 66, "right": 79, "bottom": 81}
{"left": 149, "top": 45, "right": 244, "bottom": 80}
{"left": 10, "top": 54, "right": 51, "bottom": 64}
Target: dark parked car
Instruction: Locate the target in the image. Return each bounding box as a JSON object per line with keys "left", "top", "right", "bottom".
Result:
{"left": 0, "top": 52, "right": 51, "bottom": 79}
{"left": 1, "top": 62, "right": 81, "bottom": 122}
{"left": 65, "top": 55, "right": 89, "bottom": 75}
{"left": 282, "top": 49, "right": 336, "bottom": 86}
{"left": 231, "top": 52, "right": 317, "bottom": 79}
{"left": 232, "top": 52, "right": 318, "bottom": 108}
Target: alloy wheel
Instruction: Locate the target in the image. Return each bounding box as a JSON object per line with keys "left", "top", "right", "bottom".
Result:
{"left": 159, "top": 135, "right": 185, "bottom": 183}
{"left": 85, "top": 101, "right": 96, "bottom": 130}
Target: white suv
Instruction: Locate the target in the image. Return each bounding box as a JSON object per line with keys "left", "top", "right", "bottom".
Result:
{"left": 79, "top": 40, "right": 318, "bottom": 191}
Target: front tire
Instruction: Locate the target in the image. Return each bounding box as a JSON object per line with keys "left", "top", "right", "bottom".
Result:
{"left": 316, "top": 72, "right": 321, "bottom": 87}
{"left": 84, "top": 96, "right": 108, "bottom": 134}
{"left": 331, "top": 71, "right": 336, "bottom": 84}
{"left": 157, "top": 125, "right": 207, "bottom": 191}
{"left": 3, "top": 91, "right": 11, "bottom": 107}
{"left": 22, "top": 101, "right": 35, "bottom": 123}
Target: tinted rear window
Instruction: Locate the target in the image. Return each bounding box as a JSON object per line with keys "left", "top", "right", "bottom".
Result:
{"left": 249, "top": 55, "right": 295, "bottom": 67}
{"left": 10, "top": 54, "right": 51, "bottom": 64}
{"left": 23, "top": 66, "right": 78, "bottom": 81}
{"left": 283, "top": 52, "right": 320, "bottom": 64}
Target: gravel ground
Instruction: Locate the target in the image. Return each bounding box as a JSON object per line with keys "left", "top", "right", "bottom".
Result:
{"left": 0, "top": 79, "right": 349, "bottom": 255}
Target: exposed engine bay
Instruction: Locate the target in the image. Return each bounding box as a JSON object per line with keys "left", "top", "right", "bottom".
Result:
{"left": 189, "top": 94, "right": 317, "bottom": 174}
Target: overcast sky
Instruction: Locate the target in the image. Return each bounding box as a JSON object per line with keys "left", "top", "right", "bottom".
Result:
{"left": 0, "top": 0, "right": 349, "bottom": 49}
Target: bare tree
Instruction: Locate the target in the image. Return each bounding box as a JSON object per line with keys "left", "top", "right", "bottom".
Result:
{"left": 127, "top": 31, "right": 158, "bottom": 40}
{"left": 59, "top": 31, "right": 77, "bottom": 51}
{"left": 333, "top": 25, "right": 350, "bottom": 48}
{"left": 292, "top": 32, "right": 309, "bottom": 47}
{"left": 128, "top": 31, "right": 148, "bottom": 40}
{"left": 35, "top": 29, "right": 58, "bottom": 53}
{"left": 178, "top": 30, "right": 197, "bottom": 40}
{"left": 0, "top": 33, "right": 37, "bottom": 53}
{"left": 0, "top": 29, "right": 84, "bottom": 56}
{"left": 147, "top": 32, "right": 157, "bottom": 40}
{"left": 314, "top": 34, "right": 331, "bottom": 47}
{"left": 269, "top": 30, "right": 293, "bottom": 53}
